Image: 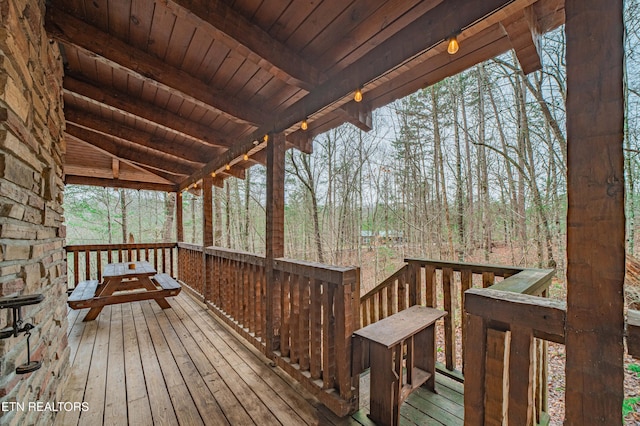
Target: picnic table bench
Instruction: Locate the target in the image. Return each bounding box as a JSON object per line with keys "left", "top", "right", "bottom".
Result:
{"left": 68, "top": 261, "right": 181, "bottom": 321}
{"left": 352, "top": 305, "right": 447, "bottom": 426}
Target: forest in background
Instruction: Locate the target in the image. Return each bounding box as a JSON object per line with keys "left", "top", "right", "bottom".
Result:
{"left": 64, "top": 2, "right": 640, "bottom": 294}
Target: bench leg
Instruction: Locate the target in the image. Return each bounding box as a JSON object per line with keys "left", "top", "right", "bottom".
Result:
{"left": 416, "top": 325, "right": 436, "bottom": 392}
{"left": 138, "top": 276, "right": 171, "bottom": 309}
{"left": 83, "top": 307, "right": 103, "bottom": 321}
{"left": 368, "top": 343, "right": 401, "bottom": 426}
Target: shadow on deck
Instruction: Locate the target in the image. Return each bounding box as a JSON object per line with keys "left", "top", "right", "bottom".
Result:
{"left": 57, "top": 292, "right": 463, "bottom": 425}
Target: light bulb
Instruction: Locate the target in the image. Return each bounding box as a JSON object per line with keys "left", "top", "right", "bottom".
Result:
{"left": 243, "top": 153, "right": 249, "bottom": 161}
{"left": 225, "top": 164, "right": 230, "bottom": 171}
{"left": 301, "top": 119, "right": 308, "bottom": 131}
{"left": 447, "top": 36, "right": 459, "bottom": 55}
{"left": 211, "top": 172, "right": 216, "bottom": 178}
{"left": 354, "top": 88, "right": 363, "bottom": 103}
{"left": 263, "top": 134, "right": 269, "bottom": 143}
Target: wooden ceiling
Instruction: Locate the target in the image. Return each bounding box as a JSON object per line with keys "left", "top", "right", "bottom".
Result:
{"left": 45, "top": 0, "right": 565, "bottom": 192}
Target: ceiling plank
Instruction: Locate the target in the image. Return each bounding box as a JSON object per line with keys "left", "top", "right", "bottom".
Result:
{"left": 64, "top": 75, "right": 233, "bottom": 148}
{"left": 65, "top": 175, "right": 178, "bottom": 192}
{"left": 179, "top": 0, "right": 515, "bottom": 189}
{"left": 65, "top": 108, "right": 217, "bottom": 164}
{"left": 46, "top": 6, "right": 271, "bottom": 126}
{"left": 164, "top": 0, "right": 322, "bottom": 90}
{"left": 65, "top": 125, "right": 200, "bottom": 176}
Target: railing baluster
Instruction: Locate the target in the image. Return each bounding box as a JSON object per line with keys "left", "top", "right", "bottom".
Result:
{"left": 442, "top": 267, "right": 455, "bottom": 371}
{"left": 310, "top": 278, "right": 322, "bottom": 379}
{"left": 299, "top": 276, "right": 310, "bottom": 371}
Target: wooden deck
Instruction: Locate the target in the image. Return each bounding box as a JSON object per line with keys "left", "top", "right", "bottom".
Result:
{"left": 57, "top": 291, "right": 463, "bottom": 425}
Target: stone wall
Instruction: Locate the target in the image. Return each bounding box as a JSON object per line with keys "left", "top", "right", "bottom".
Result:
{"left": 0, "top": 0, "right": 68, "bottom": 424}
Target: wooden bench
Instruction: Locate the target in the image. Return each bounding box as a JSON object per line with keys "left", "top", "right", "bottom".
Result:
{"left": 67, "top": 280, "right": 100, "bottom": 310}
{"left": 153, "top": 273, "right": 182, "bottom": 291}
{"left": 352, "top": 305, "right": 447, "bottom": 426}
{"left": 67, "top": 275, "right": 181, "bottom": 312}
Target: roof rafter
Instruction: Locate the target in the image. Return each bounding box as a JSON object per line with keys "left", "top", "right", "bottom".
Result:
{"left": 65, "top": 108, "right": 219, "bottom": 164}
{"left": 46, "top": 6, "right": 270, "bottom": 126}
{"left": 63, "top": 76, "right": 234, "bottom": 149}
{"left": 65, "top": 125, "right": 200, "bottom": 176}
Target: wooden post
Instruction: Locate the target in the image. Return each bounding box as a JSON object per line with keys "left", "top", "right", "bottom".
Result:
{"left": 203, "top": 176, "right": 213, "bottom": 302}
{"left": 176, "top": 192, "right": 183, "bottom": 242}
{"left": 565, "top": 1, "right": 625, "bottom": 424}
{"left": 265, "top": 132, "right": 285, "bottom": 354}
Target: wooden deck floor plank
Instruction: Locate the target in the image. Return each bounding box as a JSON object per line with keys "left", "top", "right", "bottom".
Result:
{"left": 78, "top": 306, "right": 112, "bottom": 426}
{"left": 177, "top": 294, "right": 344, "bottom": 425}
{"left": 61, "top": 291, "right": 464, "bottom": 426}
{"left": 147, "top": 302, "right": 230, "bottom": 426}
{"left": 169, "top": 296, "right": 283, "bottom": 426}
{"left": 103, "top": 304, "right": 128, "bottom": 425}
{"left": 175, "top": 295, "right": 309, "bottom": 425}
{"left": 138, "top": 301, "right": 205, "bottom": 426}
{"left": 66, "top": 308, "right": 86, "bottom": 365}
{"left": 54, "top": 318, "right": 99, "bottom": 426}
{"left": 400, "top": 399, "right": 446, "bottom": 425}
{"left": 162, "top": 308, "right": 256, "bottom": 426}
{"left": 404, "top": 389, "right": 464, "bottom": 426}
{"left": 130, "top": 303, "right": 179, "bottom": 426}
{"left": 121, "top": 303, "right": 153, "bottom": 426}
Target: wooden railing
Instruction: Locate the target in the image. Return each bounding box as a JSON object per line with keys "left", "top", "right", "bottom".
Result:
{"left": 65, "top": 243, "right": 177, "bottom": 289}
{"left": 464, "top": 288, "right": 565, "bottom": 426}
{"left": 177, "top": 243, "right": 360, "bottom": 416}
{"left": 360, "top": 258, "right": 555, "bottom": 424}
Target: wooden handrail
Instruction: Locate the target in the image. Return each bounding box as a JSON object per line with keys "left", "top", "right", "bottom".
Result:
{"left": 360, "top": 259, "right": 556, "bottom": 424}
{"left": 176, "top": 244, "right": 359, "bottom": 416}
{"left": 464, "top": 288, "right": 565, "bottom": 425}
{"left": 65, "top": 242, "right": 178, "bottom": 288}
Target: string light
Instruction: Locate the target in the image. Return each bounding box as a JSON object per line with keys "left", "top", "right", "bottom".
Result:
{"left": 243, "top": 153, "right": 249, "bottom": 161}
{"left": 301, "top": 118, "right": 308, "bottom": 131}
{"left": 447, "top": 35, "right": 459, "bottom": 55}
{"left": 225, "top": 164, "right": 231, "bottom": 171}
{"left": 211, "top": 172, "right": 216, "bottom": 178}
{"left": 263, "top": 134, "right": 269, "bottom": 143}
{"left": 354, "top": 87, "right": 363, "bottom": 103}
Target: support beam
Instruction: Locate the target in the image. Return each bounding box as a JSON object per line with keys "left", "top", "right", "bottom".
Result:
{"left": 176, "top": 192, "right": 184, "bottom": 243}
{"left": 502, "top": 7, "right": 543, "bottom": 74}
{"left": 64, "top": 76, "right": 233, "bottom": 148}
{"left": 64, "top": 175, "right": 177, "bottom": 192}
{"left": 265, "top": 133, "right": 285, "bottom": 355}
{"left": 111, "top": 159, "right": 119, "bottom": 179}
{"left": 164, "top": 0, "right": 322, "bottom": 90}
{"left": 46, "top": 7, "right": 271, "bottom": 125}
{"left": 565, "top": 0, "right": 625, "bottom": 424}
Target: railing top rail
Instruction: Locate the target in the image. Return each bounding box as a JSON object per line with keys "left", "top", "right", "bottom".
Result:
{"left": 205, "top": 246, "right": 265, "bottom": 266}
{"left": 66, "top": 242, "right": 178, "bottom": 251}
{"left": 465, "top": 288, "right": 566, "bottom": 344}
{"left": 405, "top": 258, "right": 525, "bottom": 276}
{"left": 361, "top": 264, "right": 410, "bottom": 302}
{"left": 177, "top": 242, "right": 203, "bottom": 251}
{"left": 274, "top": 257, "right": 358, "bottom": 284}
{"left": 488, "top": 268, "right": 555, "bottom": 296}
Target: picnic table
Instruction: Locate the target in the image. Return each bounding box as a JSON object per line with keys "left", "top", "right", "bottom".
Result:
{"left": 68, "top": 261, "right": 181, "bottom": 321}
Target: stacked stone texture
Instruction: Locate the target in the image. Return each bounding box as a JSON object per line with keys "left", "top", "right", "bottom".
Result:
{"left": 0, "top": 0, "right": 68, "bottom": 424}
